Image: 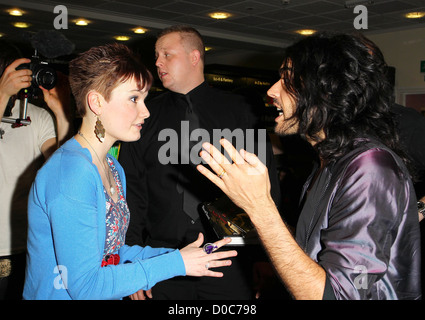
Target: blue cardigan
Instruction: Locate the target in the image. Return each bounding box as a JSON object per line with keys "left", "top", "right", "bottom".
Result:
{"left": 23, "top": 138, "right": 186, "bottom": 300}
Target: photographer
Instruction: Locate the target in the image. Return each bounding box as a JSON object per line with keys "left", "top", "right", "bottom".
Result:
{"left": 0, "top": 40, "right": 72, "bottom": 299}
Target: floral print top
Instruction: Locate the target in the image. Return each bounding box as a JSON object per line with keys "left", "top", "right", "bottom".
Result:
{"left": 102, "top": 157, "right": 129, "bottom": 263}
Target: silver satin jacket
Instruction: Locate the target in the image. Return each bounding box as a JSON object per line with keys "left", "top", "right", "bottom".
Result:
{"left": 296, "top": 138, "right": 421, "bottom": 300}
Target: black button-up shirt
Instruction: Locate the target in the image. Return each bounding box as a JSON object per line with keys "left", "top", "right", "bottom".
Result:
{"left": 120, "top": 81, "right": 280, "bottom": 248}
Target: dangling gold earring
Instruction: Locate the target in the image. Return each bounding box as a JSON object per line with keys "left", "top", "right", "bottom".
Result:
{"left": 94, "top": 116, "right": 105, "bottom": 143}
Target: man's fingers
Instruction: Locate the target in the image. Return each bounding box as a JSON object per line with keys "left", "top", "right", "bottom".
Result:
{"left": 196, "top": 164, "right": 226, "bottom": 191}
{"left": 203, "top": 142, "right": 231, "bottom": 167}
{"left": 240, "top": 149, "right": 267, "bottom": 175}
{"left": 220, "top": 139, "right": 245, "bottom": 165}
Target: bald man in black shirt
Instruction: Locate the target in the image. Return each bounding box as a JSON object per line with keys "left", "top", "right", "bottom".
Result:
{"left": 120, "top": 25, "right": 281, "bottom": 300}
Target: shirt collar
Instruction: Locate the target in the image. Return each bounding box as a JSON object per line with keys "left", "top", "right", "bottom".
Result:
{"left": 170, "top": 81, "right": 208, "bottom": 102}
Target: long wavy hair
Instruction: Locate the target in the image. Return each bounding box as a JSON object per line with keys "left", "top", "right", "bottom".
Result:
{"left": 280, "top": 32, "right": 407, "bottom": 167}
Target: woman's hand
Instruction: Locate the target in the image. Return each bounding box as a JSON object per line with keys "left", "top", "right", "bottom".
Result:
{"left": 129, "top": 233, "right": 236, "bottom": 300}
{"left": 129, "top": 288, "right": 152, "bottom": 300}
{"left": 180, "top": 233, "right": 237, "bottom": 277}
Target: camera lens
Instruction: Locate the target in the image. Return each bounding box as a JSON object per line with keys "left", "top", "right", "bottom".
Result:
{"left": 33, "top": 66, "right": 57, "bottom": 90}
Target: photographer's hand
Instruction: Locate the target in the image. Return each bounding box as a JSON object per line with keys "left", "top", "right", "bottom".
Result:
{"left": 0, "top": 58, "right": 31, "bottom": 120}
{"left": 40, "top": 71, "right": 73, "bottom": 146}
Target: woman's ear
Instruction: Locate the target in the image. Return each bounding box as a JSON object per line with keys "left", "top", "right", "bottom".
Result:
{"left": 87, "top": 91, "right": 102, "bottom": 115}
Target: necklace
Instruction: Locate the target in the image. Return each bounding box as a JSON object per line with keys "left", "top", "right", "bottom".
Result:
{"left": 78, "top": 131, "right": 115, "bottom": 195}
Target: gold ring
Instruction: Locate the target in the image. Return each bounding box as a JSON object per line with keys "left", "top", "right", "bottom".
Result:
{"left": 218, "top": 170, "right": 226, "bottom": 179}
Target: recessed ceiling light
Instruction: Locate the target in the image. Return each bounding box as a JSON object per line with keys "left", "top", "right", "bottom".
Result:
{"left": 13, "top": 22, "right": 30, "bottom": 28}
{"left": 132, "top": 27, "right": 147, "bottom": 34}
{"left": 8, "top": 8, "right": 24, "bottom": 16}
{"left": 404, "top": 12, "right": 425, "bottom": 19}
{"left": 74, "top": 19, "right": 90, "bottom": 26}
{"left": 295, "top": 29, "right": 316, "bottom": 36}
{"left": 114, "top": 35, "right": 130, "bottom": 41}
{"left": 208, "top": 12, "right": 232, "bottom": 19}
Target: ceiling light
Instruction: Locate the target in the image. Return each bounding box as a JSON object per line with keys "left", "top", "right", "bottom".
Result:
{"left": 205, "top": 47, "right": 212, "bottom": 52}
{"left": 8, "top": 8, "right": 24, "bottom": 16}
{"left": 295, "top": 29, "right": 316, "bottom": 36}
{"left": 13, "top": 22, "right": 30, "bottom": 28}
{"left": 74, "top": 19, "right": 89, "bottom": 26}
{"left": 404, "top": 12, "right": 425, "bottom": 19}
{"left": 132, "top": 27, "right": 147, "bottom": 34}
{"left": 208, "top": 12, "right": 232, "bottom": 19}
{"left": 114, "top": 35, "right": 130, "bottom": 41}
{"left": 0, "top": 33, "right": 4, "bottom": 38}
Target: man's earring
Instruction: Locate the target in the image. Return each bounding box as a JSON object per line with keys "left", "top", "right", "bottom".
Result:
{"left": 94, "top": 116, "right": 105, "bottom": 143}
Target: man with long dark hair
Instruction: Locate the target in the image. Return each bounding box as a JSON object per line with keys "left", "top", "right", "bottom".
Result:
{"left": 197, "top": 32, "right": 421, "bottom": 300}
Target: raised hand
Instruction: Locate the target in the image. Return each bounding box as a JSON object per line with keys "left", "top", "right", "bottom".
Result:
{"left": 0, "top": 58, "right": 32, "bottom": 119}
{"left": 197, "top": 139, "right": 273, "bottom": 218}
{"left": 0, "top": 58, "right": 32, "bottom": 98}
